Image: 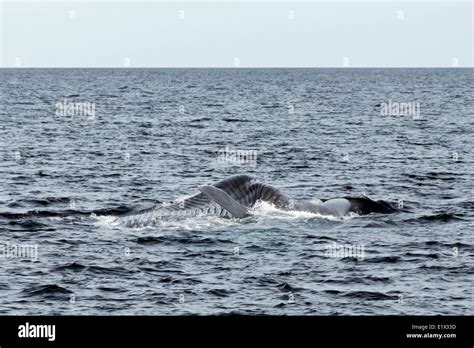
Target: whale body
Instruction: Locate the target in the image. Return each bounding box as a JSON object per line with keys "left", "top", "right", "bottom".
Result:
{"left": 118, "top": 175, "right": 396, "bottom": 227}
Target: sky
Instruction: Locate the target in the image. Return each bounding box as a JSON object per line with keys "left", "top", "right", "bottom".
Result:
{"left": 0, "top": 0, "right": 472, "bottom": 67}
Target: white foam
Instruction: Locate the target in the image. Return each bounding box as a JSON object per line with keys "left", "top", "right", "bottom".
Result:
{"left": 250, "top": 201, "right": 357, "bottom": 222}
{"left": 157, "top": 215, "right": 238, "bottom": 230}
{"left": 91, "top": 211, "right": 238, "bottom": 231}
{"left": 91, "top": 213, "right": 121, "bottom": 228}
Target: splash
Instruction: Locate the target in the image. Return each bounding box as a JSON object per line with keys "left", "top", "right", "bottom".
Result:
{"left": 250, "top": 201, "right": 352, "bottom": 221}
{"left": 91, "top": 210, "right": 238, "bottom": 230}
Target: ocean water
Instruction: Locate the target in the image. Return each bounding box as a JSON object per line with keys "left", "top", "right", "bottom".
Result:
{"left": 0, "top": 68, "right": 472, "bottom": 315}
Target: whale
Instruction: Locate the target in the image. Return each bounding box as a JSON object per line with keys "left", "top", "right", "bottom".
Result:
{"left": 118, "top": 175, "right": 396, "bottom": 227}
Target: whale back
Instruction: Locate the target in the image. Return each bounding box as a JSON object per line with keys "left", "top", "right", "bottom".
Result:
{"left": 344, "top": 196, "right": 397, "bottom": 215}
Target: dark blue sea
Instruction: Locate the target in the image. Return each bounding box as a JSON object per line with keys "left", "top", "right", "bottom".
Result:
{"left": 0, "top": 68, "right": 472, "bottom": 315}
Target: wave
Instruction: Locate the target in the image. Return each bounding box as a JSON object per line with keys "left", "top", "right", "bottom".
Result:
{"left": 403, "top": 212, "right": 464, "bottom": 223}
{"left": 323, "top": 276, "right": 392, "bottom": 285}
{"left": 54, "top": 262, "right": 130, "bottom": 276}
{"left": 403, "top": 241, "right": 473, "bottom": 250}
{"left": 54, "top": 262, "right": 87, "bottom": 272}
{"left": 323, "top": 290, "right": 399, "bottom": 301}
{"left": 341, "top": 291, "right": 399, "bottom": 301}
{"left": 20, "top": 284, "right": 72, "bottom": 299}
{"left": 364, "top": 256, "right": 402, "bottom": 263}
{"left": 7, "top": 219, "right": 52, "bottom": 230}
{"left": 207, "top": 289, "right": 232, "bottom": 297}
